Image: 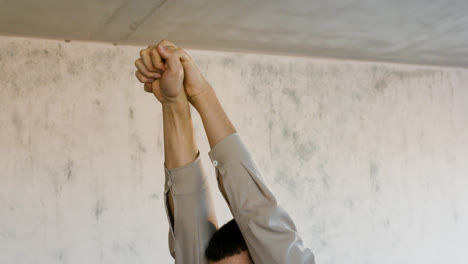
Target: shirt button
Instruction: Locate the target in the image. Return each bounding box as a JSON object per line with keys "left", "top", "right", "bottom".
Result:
{"left": 212, "top": 160, "right": 218, "bottom": 167}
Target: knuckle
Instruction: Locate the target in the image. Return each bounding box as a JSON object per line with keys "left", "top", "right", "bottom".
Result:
{"left": 140, "top": 49, "right": 148, "bottom": 57}
{"left": 135, "top": 72, "right": 143, "bottom": 82}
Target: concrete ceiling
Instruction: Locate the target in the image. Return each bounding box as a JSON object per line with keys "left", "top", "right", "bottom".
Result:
{"left": 1, "top": 0, "right": 467, "bottom": 68}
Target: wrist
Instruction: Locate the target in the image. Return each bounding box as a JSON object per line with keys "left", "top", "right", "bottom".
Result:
{"left": 162, "top": 94, "right": 189, "bottom": 108}
{"left": 189, "top": 85, "right": 216, "bottom": 111}
{"left": 162, "top": 99, "right": 190, "bottom": 117}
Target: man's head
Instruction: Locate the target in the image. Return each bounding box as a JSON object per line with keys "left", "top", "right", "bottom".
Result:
{"left": 205, "top": 219, "right": 253, "bottom": 264}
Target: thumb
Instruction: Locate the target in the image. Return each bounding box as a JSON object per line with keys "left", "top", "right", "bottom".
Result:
{"left": 157, "top": 44, "right": 180, "bottom": 71}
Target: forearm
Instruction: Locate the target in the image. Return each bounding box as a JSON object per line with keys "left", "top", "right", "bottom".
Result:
{"left": 162, "top": 101, "right": 198, "bottom": 216}
{"left": 190, "top": 84, "right": 237, "bottom": 148}
{"left": 162, "top": 101, "right": 198, "bottom": 169}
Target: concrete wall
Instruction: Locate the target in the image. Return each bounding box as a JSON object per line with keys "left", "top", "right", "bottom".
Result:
{"left": 1, "top": 36, "right": 467, "bottom": 264}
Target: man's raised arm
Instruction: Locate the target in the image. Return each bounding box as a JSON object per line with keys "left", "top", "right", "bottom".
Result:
{"left": 134, "top": 42, "right": 217, "bottom": 263}
{"left": 179, "top": 48, "right": 316, "bottom": 263}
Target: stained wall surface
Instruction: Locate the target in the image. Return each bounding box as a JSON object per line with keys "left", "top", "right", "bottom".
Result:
{"left": 1, "top": 36, "right": 467, "bottom": 264}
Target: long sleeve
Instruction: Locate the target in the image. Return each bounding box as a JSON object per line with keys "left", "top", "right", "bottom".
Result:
{"left": 163, "top": 150, "right": 217, "bottom": 264}
{"left": 207, "top": 132, "right": 315, "bottom": 264}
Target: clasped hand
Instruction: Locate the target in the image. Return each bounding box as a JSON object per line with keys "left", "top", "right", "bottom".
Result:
{"left": 134, "top": 40, "right": 209, "bottom": 105}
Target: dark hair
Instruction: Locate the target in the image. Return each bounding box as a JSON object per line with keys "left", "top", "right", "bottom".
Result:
{"left": 205, "top": 218, "right": 252, "bottom": 262}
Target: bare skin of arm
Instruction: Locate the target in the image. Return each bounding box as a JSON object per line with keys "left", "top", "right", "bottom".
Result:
{"left": 162, "top": 102, "right": 198, "bottom": 169}
{"left": 190, "top": 84, "right": 237, "bottom": 149}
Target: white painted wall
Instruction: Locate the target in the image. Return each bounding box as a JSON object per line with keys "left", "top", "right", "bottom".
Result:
{"left": 1, "top": 36, "right": 467, "bottom": 264}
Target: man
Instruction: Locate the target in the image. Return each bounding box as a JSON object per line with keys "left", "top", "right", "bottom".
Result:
{"left": 134, "top": 40, "right": 315, "bottom": 264}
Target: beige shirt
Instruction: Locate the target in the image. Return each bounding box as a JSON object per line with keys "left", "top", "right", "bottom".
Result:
{"left": 164, "top": 132, "right": 315, "bottom": 264}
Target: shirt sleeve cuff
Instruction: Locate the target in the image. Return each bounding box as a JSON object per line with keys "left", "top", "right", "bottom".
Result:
{"left": 164, "top": 150, "right": 208, "bottom": 195}
{"left": 208, "top": 132, "right": 252, "bottom": 169}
